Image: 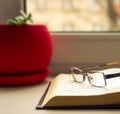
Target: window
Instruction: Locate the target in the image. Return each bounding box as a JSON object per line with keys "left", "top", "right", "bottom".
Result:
{"left": 25, "top": 0, "right": 120, "bottom": 74}
{"left": 27, "top": 0, "right": 120, "bottom": 32}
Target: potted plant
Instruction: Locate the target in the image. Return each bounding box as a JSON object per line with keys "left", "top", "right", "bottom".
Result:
{"left": 0, "top": 11, "right": 53, "bottom": 86}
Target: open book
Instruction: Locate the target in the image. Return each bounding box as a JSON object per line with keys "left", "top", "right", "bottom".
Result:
{"left": 36, "top": 68, "right": 120, "bottom": 109}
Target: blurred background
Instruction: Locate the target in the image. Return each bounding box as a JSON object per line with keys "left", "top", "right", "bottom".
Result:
{"left": 27, "top": 0, "right": 120, "bottom": 32}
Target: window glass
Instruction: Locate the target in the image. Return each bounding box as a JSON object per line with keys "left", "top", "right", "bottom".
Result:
{"left": 26, "top": 0, "right": 120, "bottom": 31}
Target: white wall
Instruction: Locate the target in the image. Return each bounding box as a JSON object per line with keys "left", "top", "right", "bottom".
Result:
{"left": 50, "top": 33, "right": 120, "bottom": 74}
{"left": 0, "top": 0, "right": 23, "bottom": 24}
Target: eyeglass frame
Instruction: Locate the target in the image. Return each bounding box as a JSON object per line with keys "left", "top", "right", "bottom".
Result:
{"left": 70, "top": 67, "right": 107, "bottom": 88}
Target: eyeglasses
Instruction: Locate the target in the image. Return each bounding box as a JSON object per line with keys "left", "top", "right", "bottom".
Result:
{"left": 70, "top": 62, "right": 120, "bottom": 88}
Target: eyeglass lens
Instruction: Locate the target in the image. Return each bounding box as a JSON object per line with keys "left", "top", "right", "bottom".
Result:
{"left": 72, "top": 67, "right": 84, "bottom": 82}
{"left": 88, "top": 72, "right": 106, "bottom": 87}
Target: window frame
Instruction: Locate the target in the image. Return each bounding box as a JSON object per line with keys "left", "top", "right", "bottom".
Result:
{"left": 1, "top": 0, "right": 120, "bottom": 74}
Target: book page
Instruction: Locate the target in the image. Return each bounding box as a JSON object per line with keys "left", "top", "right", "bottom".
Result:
{"left": 54, "top": 74, "right": 120, "bottom": 96}
{"left": 53, "top": 68, "right": 120, "bottom": 96}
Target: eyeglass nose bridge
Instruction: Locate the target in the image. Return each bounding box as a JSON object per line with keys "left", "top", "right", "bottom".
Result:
{"left": 82, "top": 73, "right": 96, "bottom": 85}
{"left": 82, "top": 73, "right": 88, "bottom": 82}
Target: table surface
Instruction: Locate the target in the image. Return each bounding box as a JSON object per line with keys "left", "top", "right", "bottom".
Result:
{"left": 0, "top": 77, "right": 119, "bottom": 114}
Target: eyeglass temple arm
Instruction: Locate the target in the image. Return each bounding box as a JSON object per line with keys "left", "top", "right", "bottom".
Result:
{"left": 82, "top": 62, "right": 120, "bottom": 70}
{"left": 105, "top": 73, "right": 120, "bottom": 79}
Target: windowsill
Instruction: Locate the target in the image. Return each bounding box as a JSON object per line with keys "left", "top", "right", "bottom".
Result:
{"left": 0, "top": 77, "right": 119, "bottom": 114}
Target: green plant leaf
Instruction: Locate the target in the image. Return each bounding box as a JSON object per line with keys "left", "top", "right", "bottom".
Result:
{"left": 7, "top": 10, "right": 33, "bottom": 25}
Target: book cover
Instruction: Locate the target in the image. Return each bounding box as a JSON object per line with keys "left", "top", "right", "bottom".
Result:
{"left": 36, "top": 68, "right": 120, "bottom": 109}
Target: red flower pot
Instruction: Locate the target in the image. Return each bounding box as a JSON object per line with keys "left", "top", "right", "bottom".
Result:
{"left": 0, "top": 25, "right": 53, "bottom": 86}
